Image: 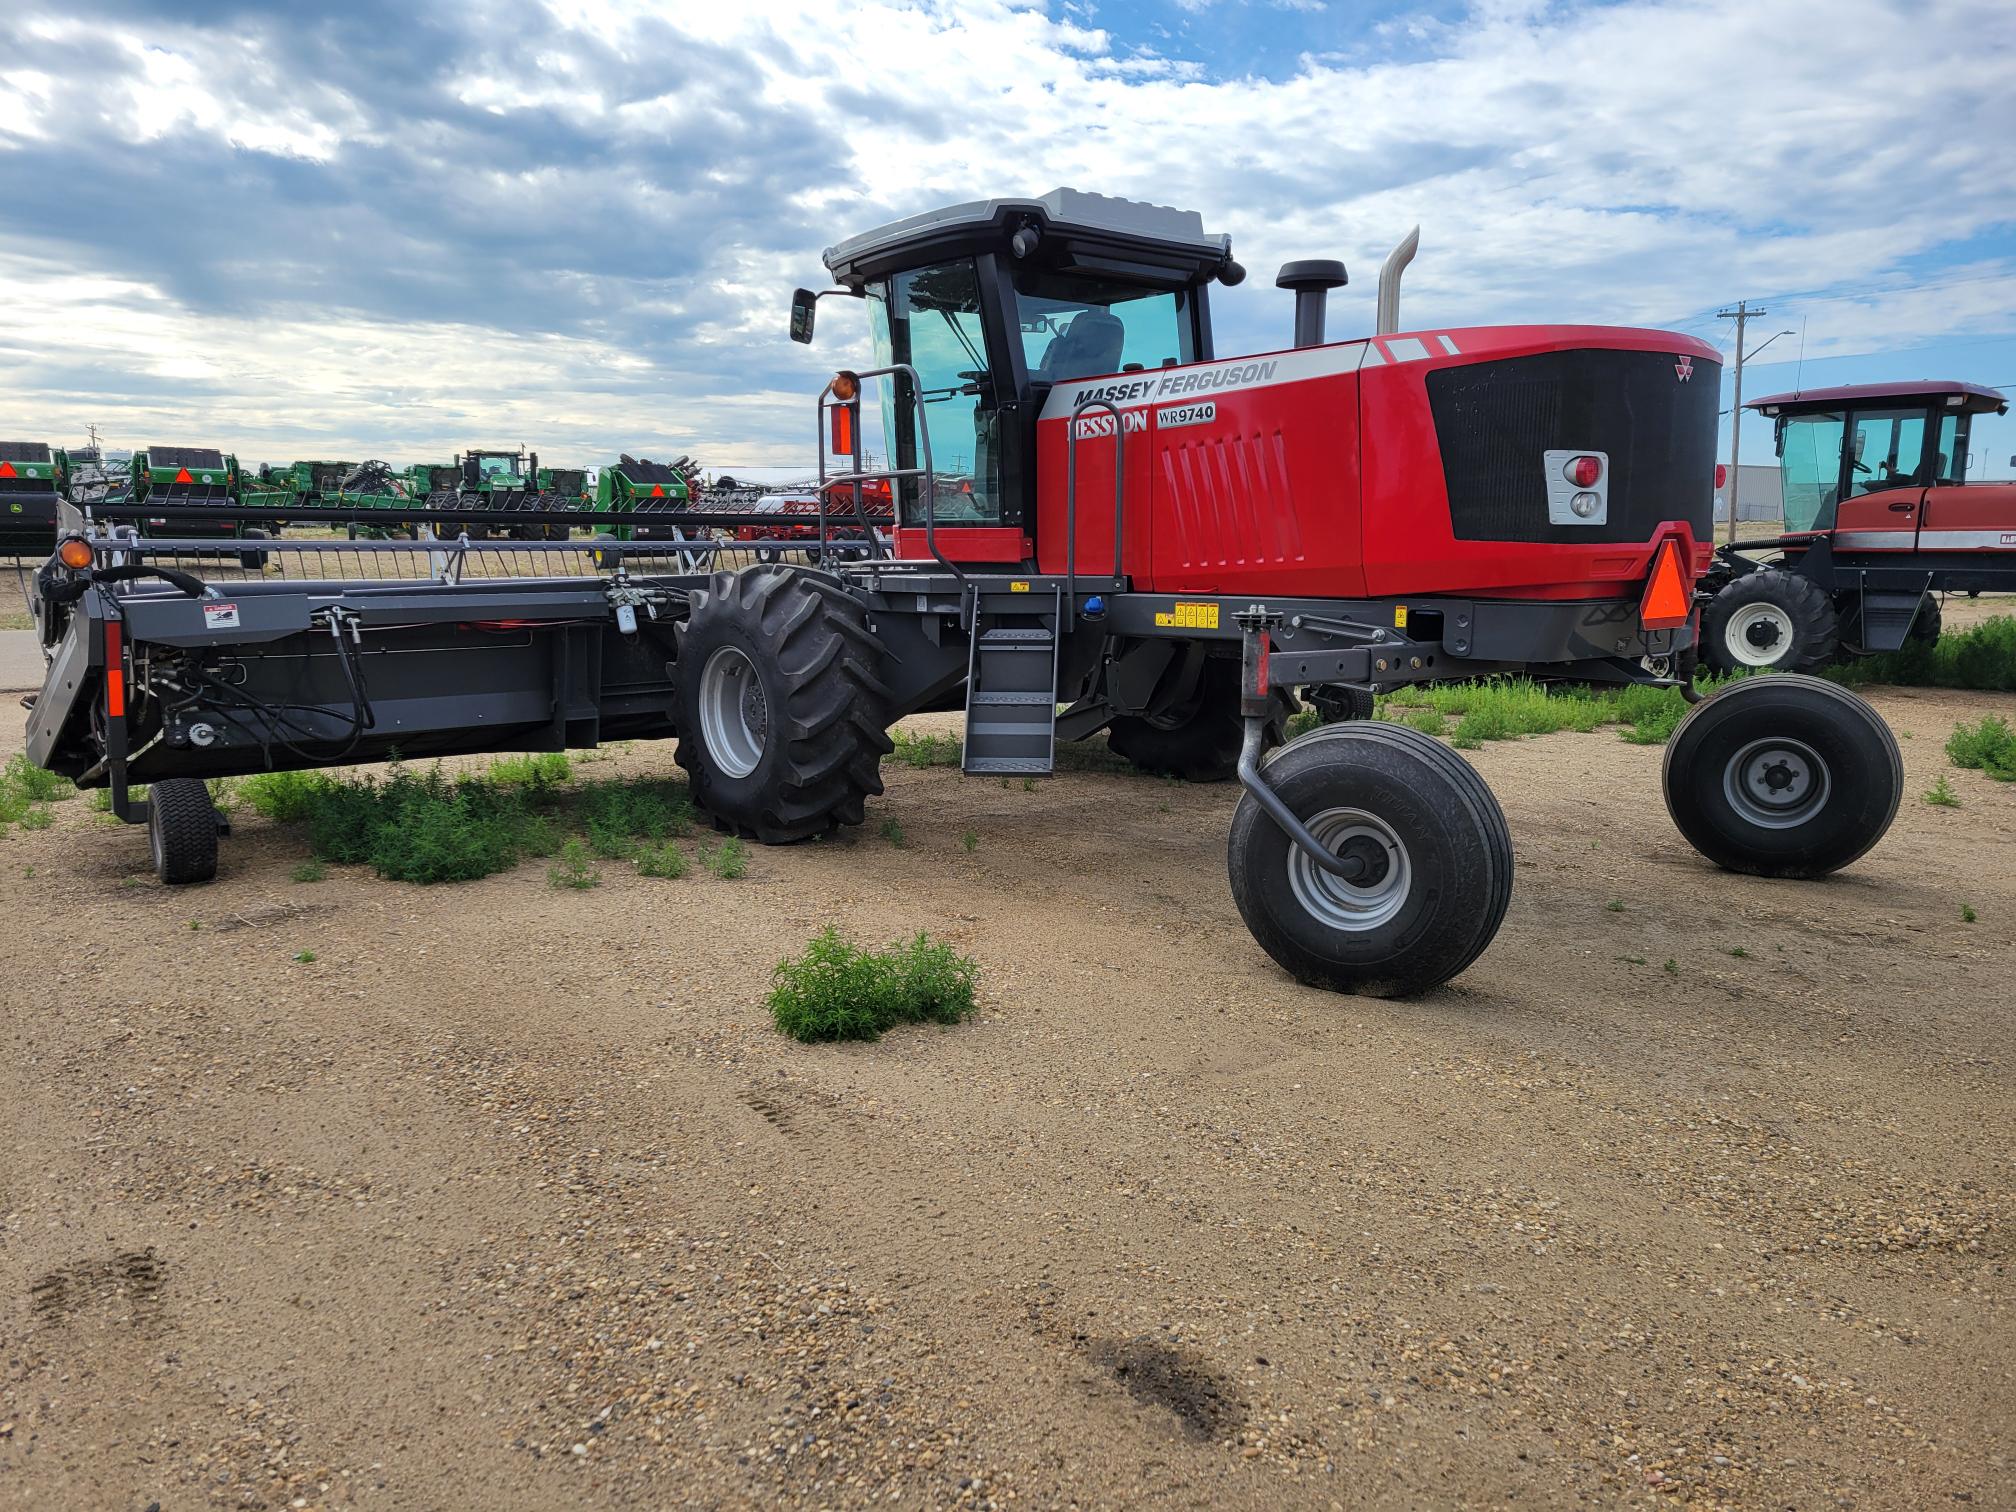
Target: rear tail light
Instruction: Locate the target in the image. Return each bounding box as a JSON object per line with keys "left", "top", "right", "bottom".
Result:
{"left": 1564, "top": 454, "right": 1602, "bottom": 487}
{"left": 1569, "top": 491, "right": 1602, "bottom": 518}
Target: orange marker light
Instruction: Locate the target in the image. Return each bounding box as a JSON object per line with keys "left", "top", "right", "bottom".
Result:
{"left": 830, "top": 370, "right": 860, "bottom": 402}
{"left": 1639, "top": 538, "right": 1692, "bottom": 630}
{"left": 58, "top": 536, "right": 94, "bottom": 569}
{"left": 104, "top": 620, "right": 125, "bottom": 719}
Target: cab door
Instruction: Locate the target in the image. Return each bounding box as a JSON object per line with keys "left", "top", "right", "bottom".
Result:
{"left": 1835, "top": 408, "right": 1929, "bottom": 551}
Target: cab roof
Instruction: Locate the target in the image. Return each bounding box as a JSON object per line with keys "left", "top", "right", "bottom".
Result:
{"left": 822, "top": 187, "right": 1233, "bottom": 290}
{"left": 1747, "top": 380, "right": 2007, "bottom": 416}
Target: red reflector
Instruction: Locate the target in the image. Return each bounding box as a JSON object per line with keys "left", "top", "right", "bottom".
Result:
{"left": 0, "top": 461, "right": 14, "bottom": 479}
{"left": 1639, "top": 538, "right": 1692, "bottom": 630}
{"left": 1714, "top": 463, "right": 1728, "bottom": 489}
{"left": 649, "top": 484, "right": 665, "bottom": 498}
{"left": 105, "top": 620, "right": 125, "bottom": 718}
{"left": 173, "top": 467, "right": 194, "bottom": 484}
{"left": 830, "top": 403, "right": 855, "bottom": 457}
{"left": 1565, "top": 454, "right": 1601, "bottom": 487}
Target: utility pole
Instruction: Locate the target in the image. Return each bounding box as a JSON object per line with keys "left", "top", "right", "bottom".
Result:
{"left": 1718, "top": 301, "right": 1762, "bottom": 546}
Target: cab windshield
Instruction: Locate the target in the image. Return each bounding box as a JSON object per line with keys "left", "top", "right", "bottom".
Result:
{"left": 477, "top": 455, "right": 521, "bottom": 481}
{"left": 867, "top": 259, "right": 1000, "bottom": 527}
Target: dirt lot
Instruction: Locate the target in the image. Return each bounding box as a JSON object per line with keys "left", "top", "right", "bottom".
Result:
{"left": 1, "top": 680, "right": 2012, "bottom": 1511}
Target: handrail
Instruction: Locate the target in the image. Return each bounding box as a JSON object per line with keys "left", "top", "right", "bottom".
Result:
{"left": 816, "top": 362, "right": 947, "bottom": 578}
{"left": 1064, "top": 399, "right": 1128, "bottom": 596}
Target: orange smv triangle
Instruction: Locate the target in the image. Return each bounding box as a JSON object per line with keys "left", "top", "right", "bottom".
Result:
{"left": 1639, "top": 538, "right": 1692, "bottom": 630}
{"left": 174, "top": 467, "right": 194, "bottom": 484}
{"left": 0, "top": 461, "right": 14, "bottom": 479}
{"left": 650, "top": 483, "right": 666, "bottom": 498}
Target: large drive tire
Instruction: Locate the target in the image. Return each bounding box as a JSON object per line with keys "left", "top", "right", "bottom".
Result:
{"left": 149, "top": 778, "right": 219, "bottom": 885}
{"left": 1662, "top": 674, "right": 1900, "bottom": 878}
{"left": 1702, "top": 570, "right": 1840, "bottom": 672}
{"left": 1909, "top": 594, "right": 1942, "bottom": 645}
{"left": 1108, "top": 658, "right": 1294, "bottom": 782}
{"left": 674, "top": 566, "right": 892, "bottom": 842}
{"left": 1227, "top": 723, "right": 1513, "bottom": 997}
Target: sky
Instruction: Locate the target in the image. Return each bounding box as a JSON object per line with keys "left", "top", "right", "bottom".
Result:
{"left": 0, "top": 0, "right": 2012, "bottom": 482}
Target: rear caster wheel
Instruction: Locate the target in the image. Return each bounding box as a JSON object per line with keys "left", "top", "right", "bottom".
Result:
{"left": 1307, "top": 683, "right": 1376, "bottom": 723}
{"left": 1662, "top": 674, "right": 1900, "bottom": 877}
{"left": 1227, "top": 723, "right": 1513, "bottom": 997}
{"left": 149, "top": 778, "right": 219, "bottom": 884}
{"left": 1109, "top": 659, "right": 1294, "bottom": 782}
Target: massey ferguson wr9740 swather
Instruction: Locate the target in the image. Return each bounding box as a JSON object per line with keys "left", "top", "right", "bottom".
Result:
{"left": 23, "top": 190, "right": 1905, "bottom": 995}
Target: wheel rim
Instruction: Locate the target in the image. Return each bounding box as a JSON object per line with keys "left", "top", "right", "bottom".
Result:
{"left": 1724, "top": 602, "right": 1795, "bottom": 666}
{"left": 1723, "top": 736, "right": 1832, "bottom": 829}
{"left": 698, "top": 644, "right": 767, "bottom": 778}
{"left": 1286, "top": 807, "right": 1412, "bottom": 932}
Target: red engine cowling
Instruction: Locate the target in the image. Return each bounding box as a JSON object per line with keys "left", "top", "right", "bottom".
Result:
{"left": 1032, "top": 325, "right": 1721, "bottom": 602}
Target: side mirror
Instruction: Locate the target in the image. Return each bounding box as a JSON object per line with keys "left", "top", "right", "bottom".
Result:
{"left": 790, "top": 288, "right": 818, "bottom": 344}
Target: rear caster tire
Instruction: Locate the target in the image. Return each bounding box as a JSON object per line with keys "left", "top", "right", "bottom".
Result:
{"left": 1662, "top": 674, "right": 1900, "bottom": 878}
{"left": 1307, "top": 684, "right": 1376, "bottom": 724}
{"left": 590, "top": 534, "right": 623, "bottom": 570}
{"left": 1108, "top": 659, "right": 1294, "bottom": 782}
{"left": 1702, "top": 570, "right": 1839, "bottom": 672}
{"left": 1227, "top": 723, "right": 1513, "bottom": 997}
{"left": 674, "top": 566, "right": 893, "bottom": 843}
{"left": 149, "top": 778, "right": 219, "bottom": 884}
{"left": 236, "top": 528, "right": 270, "bottom": 571}
{"left": 1909, "top": 595, "right": 1942, "bottom": 645}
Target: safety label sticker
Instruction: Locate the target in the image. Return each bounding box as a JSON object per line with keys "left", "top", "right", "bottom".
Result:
{"left": 202, "top": 601, "right": 241, "bottom": 630}
{"left": 1154, "top": 601, "right": 1220, "bottom": 629}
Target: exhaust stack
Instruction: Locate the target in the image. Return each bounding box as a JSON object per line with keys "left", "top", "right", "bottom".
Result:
{"left": 1274, "top": 259, "right": 1349, "bottom": 349}
{"left": 1374, "top": 226, "right": 1420, "bottom": 336}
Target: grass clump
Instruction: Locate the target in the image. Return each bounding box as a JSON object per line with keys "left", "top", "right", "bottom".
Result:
{"left": 243, "top": 763, "right": 697, "bottom": 885}
{"left": 548, "top": 837, "right": 602, "bottom": 889}
{"left": 3, "top": 753, "right": 68, "bottom": 805}
{"left": 290, "top": 859, "right": 327, "bottom": 883}
{"left": 293, "top": 949, "right": 317, "bottom": 963}
{"left": 1923, "top": 774, "right": 1961, "bottom": 808}
{"left": 879, "top": 817, "right": 908, "bottom": 848}
{"left": 960, "top": 828, "right": 978, "bottom": 853}
{"left": 1946, "top": 715, "right": 2016, "bottom": 781}
{"left": 1839, "top": 615, "right": 2016, "bottom": 692}
{"left": 767, "top": 927, "right": 980, "bottom": 1043}
{"left": 19, "top": 804, "right": 54, "bottom": 831}
{"left": 635, "top": 841, "right": 688, "bottom": 879}
{"left": 1960, "top": 903, "right": 1977, "bottom": 924}
{"left": 702, "top": 836, "right": 748, "bottom": 879}
{"left": 890, "top": 728, "right": 962, "bottom": 767}
{"left": 487, "top": 751, "right": 572, "bottom": 787}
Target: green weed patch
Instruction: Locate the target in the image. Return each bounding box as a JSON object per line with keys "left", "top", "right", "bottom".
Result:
{"left": 1837, "top": 615, "right": 2016, "bottom": 693}
{"left": 768, "top": 927, "right": 980, "bottom": 1043}
{"left": 1946, "top": 715, "right": 2016, "bottom": 781}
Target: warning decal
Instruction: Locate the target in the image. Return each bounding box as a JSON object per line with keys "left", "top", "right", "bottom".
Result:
{"left": 1154, "top": 601, "right": 1220, "bottom": 630}
{"left": 202, "top": 601, "right": 241, "bottom": 630}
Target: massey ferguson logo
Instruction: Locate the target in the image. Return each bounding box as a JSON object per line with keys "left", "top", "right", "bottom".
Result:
{"left": 1674, "top": 355, "right": 1694, "bottom": 382}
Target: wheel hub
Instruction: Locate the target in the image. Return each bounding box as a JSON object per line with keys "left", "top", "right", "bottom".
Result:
{"left": 698, "top": 644, "right": 768, "bottom": 778}
{"left": 1286, "top": 807, "right": 1412, "bottom": 932}
{"left": 1723, "top": 602, "right": 1796, "bottom": 666}
{"left": 1723, "top": 736, "right": 1831, "bottom": 829}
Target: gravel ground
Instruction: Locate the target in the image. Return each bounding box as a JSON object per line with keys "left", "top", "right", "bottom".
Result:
{"left": 0, "top": 682, "right": 2011, "bottom": 1511}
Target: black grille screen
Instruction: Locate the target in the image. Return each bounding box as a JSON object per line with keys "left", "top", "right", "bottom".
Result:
{"left": 1426, "top": 348, "right": 1719, "bottom": 543}
{"left": 0, "top": 441, "right": 51, "bottom": 463}
{"left": 148, "top": 446, "right": 225, "bottom": 469}
{"left": 617, "top": 456, "right": 682, "bottom": 485}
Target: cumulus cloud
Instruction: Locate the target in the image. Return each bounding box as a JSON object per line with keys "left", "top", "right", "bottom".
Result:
{"left": 0, "top": 0, "right": 2008, "bottom": 468}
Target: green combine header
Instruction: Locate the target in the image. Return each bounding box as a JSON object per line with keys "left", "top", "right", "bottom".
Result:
{"left": 0, "top": 442, "right": 60, "bottom": 556}
{"left": 591, "top": 454, "right": 699, "bottom": 542}
{"left": 121, "top": 446, "right": 273, "bottom": 565}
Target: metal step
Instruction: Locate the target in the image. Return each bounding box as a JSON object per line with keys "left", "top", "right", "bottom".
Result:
{"left": 962, "top": 592, "right": 1063, "bottom": 776}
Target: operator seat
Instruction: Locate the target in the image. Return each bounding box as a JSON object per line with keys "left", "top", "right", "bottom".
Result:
{"left": 1039, "top": 309, "right": 1126, "bottom": 383}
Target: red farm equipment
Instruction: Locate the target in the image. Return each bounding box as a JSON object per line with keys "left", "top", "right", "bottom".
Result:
{"left": 23, "top": 189, "right": 1904, "bottom": 995}
{"left": 1700, "top": 381, "right": 2014, "bottom": 671}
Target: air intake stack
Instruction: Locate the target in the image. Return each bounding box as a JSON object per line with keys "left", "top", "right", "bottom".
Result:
{"left": 1275, "top": 260, "right": 1349, "bottom": 349}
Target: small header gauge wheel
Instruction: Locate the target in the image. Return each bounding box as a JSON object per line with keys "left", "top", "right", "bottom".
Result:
{"left": 149, "top": 778, "right": 220, "bottom": 884}
{"left": 1662, "top": 674, "right": 1900, "bottom": 877}
{"left": 1227, "top": 723, "right": 1513, "bottom": 997}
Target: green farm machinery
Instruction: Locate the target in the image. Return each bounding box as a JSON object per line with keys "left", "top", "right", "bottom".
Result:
{"left": 91, "top": 446, "right": 274, "bottom": 567}
{"left": 1, "top": 442, "right": 61, "bottom": 556}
